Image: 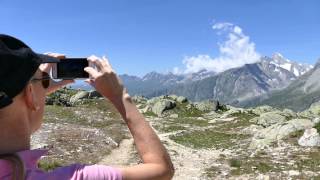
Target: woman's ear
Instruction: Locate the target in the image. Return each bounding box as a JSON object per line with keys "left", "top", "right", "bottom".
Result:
{"left": 24, "top": 84, "right": 40, "bottom": 111}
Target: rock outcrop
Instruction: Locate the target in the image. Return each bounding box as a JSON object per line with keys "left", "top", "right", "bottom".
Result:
{"left": 298, "top": 128, "right": 320, "bottom": 147}
{"left": 250, "top": 119, "right": 315, "bottom": 149}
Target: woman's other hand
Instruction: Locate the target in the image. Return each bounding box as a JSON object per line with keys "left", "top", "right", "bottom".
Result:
{"left": 39, "top": 53, "right": 75, "bottom": 95}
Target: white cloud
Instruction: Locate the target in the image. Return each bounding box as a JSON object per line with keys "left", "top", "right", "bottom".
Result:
{"left": 212, "top": 22, "right": 233, "bottom": 30}
{"left": 174, "top": 22, "right": 261, "bottom": 74}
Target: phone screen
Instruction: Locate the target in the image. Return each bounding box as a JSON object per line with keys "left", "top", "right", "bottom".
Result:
{"left": 56, "top": 58, "right": 89, "bottom": 79}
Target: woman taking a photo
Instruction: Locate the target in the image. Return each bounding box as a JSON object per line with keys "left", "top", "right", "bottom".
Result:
{"left": 0, "top": 34, "right": 174, "bottom": 180}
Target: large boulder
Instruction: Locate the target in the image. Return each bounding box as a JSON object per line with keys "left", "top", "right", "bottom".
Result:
{"left": 151, "top": 100, "right": 176, "bottom": 116}
{"left": 147, "top": 96, "right": 167, "bottom": 105}
{"left": 298, "top": 102, "right": 320, "bottom": 118}
{"left": 195, "top": 100, "right": 219, "bottom": 112}
{"left": 46, "top": 92, "right": 72, "bottom": 106}
{"left": 168, "top": 95, "right": 179, "bottom": 101}
{"left": 309, "top": 102, "right": 320, "bottom": 115}
{"left": 70, "top": 91, "right": 90, "bottom": 104}
{"left": 88, "top": 90, "right": 102, "bottom": 98}
{"left": 132, "top": 96, "right": 148, "bottom": 104}
{"left": 250, "top": 119, "right": 315, "bottom": 149}
{"left": 251, "top": 112, "right": 287, "bottom": 127}
{"left": 176, "top": 96, "right": 188, "bottom": 103}
{"left": 298, "top": 128, "right": 320, "bottom": 147}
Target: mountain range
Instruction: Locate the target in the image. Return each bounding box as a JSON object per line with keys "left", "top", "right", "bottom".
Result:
{"left": 72, "top": 53, "right": 317, "bottom": 111}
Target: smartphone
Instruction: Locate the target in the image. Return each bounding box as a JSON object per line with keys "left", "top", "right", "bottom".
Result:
{"left": 52, "top": 58, "right": 90, "bottom": 79}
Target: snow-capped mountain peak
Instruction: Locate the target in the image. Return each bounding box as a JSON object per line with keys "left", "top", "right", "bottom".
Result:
{"left": 266, "top": 53, "right": 313, "bottom": 77}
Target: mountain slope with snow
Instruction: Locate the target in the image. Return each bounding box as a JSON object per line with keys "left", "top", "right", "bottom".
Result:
{"left": 267, "top": 53, "right": 313, "bottom": 77}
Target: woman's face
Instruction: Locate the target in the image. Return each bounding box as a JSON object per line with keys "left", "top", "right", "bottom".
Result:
{"left": 29, "top": 70, "right": 48, "bottom": 133}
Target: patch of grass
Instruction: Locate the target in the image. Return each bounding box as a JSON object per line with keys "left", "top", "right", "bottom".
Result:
{"left": 160, "top": 125, "right": 186, "bottom": 133}
{"left": 168, "top": 102, "right": 204, "bottom": 117}
{"left": 38, "top": 160, "right": 63, "bottom": 171}
{"left": 229, "top": 111, "right": 258, "bottom": 121}
{"left": 295, "top": 150, "right": 320, "bottom": 172}
{"left": 229, "top": 158, "right": 241, "bottom": 168}
{"left": 289, "top": 130, "right": 304, "bottom": 138}
{"left": 314, "top": 122, "right": 320, "bottom": 133}
{"left": 78, "top": 99, "right": 120, "bottom": 118}
{"left": 45, "top": 105, "right": 86, "bottom": 123}
{"left": 45, "top": 98, "right": 123, "bottom": 129}
{"left": 229, "top": 158, "right": 279, "bottom": 176}
{"left": 172, "top": 117, "right": 209, "bottom": 127}
{"left": 204, "top": 166, "right": 221, "bottom": 178}
{"left": 213, "top": 111, "right": 258, "bottom": 132}
{"left": 205, "top": 156, "right": 278, "bottom": 178}
{"left": 284, "top": 129, "right": 304, "bottom": 145}
{"left": 143, "top": 111, "right": 157, "bottom": 117}
{"left": 170, "top": 129, "right": 249, "bottom": 149}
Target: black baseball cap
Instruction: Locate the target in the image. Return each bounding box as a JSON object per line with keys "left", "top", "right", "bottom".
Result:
{"left": 0, "top": 34, "right": 60, "bottom": 109}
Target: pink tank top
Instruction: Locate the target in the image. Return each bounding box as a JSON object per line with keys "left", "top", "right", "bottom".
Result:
{"left": 0, "top": 149, "right": 122, "bottom": 180}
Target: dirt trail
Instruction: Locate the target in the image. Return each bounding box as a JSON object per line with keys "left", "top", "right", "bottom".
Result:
{"left": 99, "top": 128, "right": 225, "bottom": 180}
{"left": 99, "top": 138, "right": 136, "bottom": 167}
{"left": 158, "top": 131, "right": 226, "bottom": 180}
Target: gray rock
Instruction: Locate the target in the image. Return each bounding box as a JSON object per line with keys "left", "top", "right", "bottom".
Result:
{"left": 251, "top": 105, "right": 276, "bottom": 115}
{"left": 70, "top": 91, "right": 90, "bottom": 104}
{"left": 298, "top": 102, "right": 320, "bottom": 118}
{"left": 186, "top": 104, "right": 194, "bottom": 110}
{"left": 132, "top": 96, "right": 148, "bottom": 104}
{"left": 298, "top": 128, "right": 320, "bottom": 147}
{"left": 195, "top": 100, "right": 219, "bottom": 112}
{"left": 46, "top": 93, "right": 71, "bottom": 106}
{"left": 169, "top": 114, "right": 179, "bottom": 118}
{"left": 151, "top": 100, "right": 176, "bottom": 116}
{"left": 147, "top": 96, "right": 167, "bottom": 105}
{"left": 252, "top": 112, "right": 287, "bottom": 127}
{"left": 168, "top": 95, "right": 178, "bottom": 101}
{"left": 177, "top": 96, "right": 188, "bottom": 103}
{"left": 310, "top": 102, "right": 320, "bottom": 115}
{"left": 282, "top": 108, "right": 297, "bottom": 118}
{"left": 140, "top": 106, "right": 151, "bottom": 114}
{"left": 313, "top": 117, "right": 320, "bottom": 124}
{"left": 241, "top": 124, "right": 264, "bottom": 135}
{"left": 250, "top": 118, "right": 314, "bottom": 149}
{"left": 88, "top": 90, "right": 102, "bottom": 98}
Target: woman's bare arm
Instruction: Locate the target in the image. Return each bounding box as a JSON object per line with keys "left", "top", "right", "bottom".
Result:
{"left": 84, "top": 56, "right": 174, "bottom": 180}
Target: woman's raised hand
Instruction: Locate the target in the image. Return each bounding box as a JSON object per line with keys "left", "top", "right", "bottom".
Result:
{"left": 84, "top": 55, "right": 128, "bottom": 103}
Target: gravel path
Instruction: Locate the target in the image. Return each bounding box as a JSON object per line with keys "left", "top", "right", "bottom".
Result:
{"left": 99, "top": 127, "right": 226, "bottom": 180}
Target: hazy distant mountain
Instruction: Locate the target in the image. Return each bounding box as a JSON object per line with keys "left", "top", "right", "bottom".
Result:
{"left": 118, "top": 70, "right": 216, "bottom": 96}
{"left": 241, "top": 59, "right": 320, "bottom": 111}
{"left": 71, "top": 53, "right": 313, "bottom": 107}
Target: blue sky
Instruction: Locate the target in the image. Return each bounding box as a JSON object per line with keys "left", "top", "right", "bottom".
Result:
{"left": 1, "top": 0, "right": 319, "bottom": 76}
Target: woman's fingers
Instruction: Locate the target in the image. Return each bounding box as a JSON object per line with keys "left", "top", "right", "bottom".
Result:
{"left": 88, "top": 55, "right": 103, "bottom": 71}
{"left": 88, "top": 55, "right": 114, "bottom": 74}
{"left": 39, "top": 63, "right": 52, "bottom": 73}
{"left": 84, "top": 67, "right": 99, "bottom": 78}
